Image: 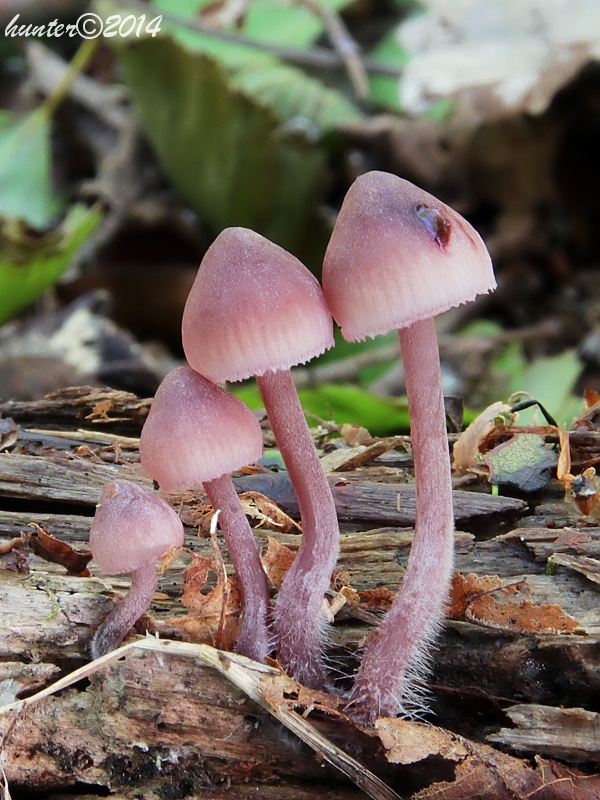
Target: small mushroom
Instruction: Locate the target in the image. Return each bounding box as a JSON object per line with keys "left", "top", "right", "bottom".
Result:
{"left": 182, "top": 227, "right": 339, "bottom": 688}
{"left": 90, "top": 480, "right": 184, "bottom": 659}
{"left": 322, "top": 171, "right": 496, "bottom": 723}
{"left": 139, "top": 366, "right": 270, "bottom": 662}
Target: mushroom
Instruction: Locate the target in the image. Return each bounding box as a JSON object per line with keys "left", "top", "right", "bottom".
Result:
{"left": 139, "top": 366, "right": 270, "bottom": 662}
{"left": 182, "top": 227, "right": 338, "bottom": 688}
{"left": 322, "top": 170, "right": 496, "bottom": 723}
{"left": 90, "top": 480, "right": 184, "bottom": 659}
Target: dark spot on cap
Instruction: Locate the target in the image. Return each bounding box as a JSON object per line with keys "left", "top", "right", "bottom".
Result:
{"left": 415, "top": 204, "right": 451, "bottom": 249}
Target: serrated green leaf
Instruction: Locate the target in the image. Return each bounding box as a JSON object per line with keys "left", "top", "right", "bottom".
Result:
{"left": 0, "top": 109, "right": 63, "bottom": 229}
{"left": 228, "top": 59, "right": 360, "bottom": 130}
{"left": 116, "top": 35, "right": 360, "bottom": 262}
{"left": 0, "top": 204, "right": 102, "bottom": 325}
{"left": 485, "top": 433, "right": 558, "bottom": 492}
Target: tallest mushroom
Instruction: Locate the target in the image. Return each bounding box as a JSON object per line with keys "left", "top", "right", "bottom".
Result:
{"left": 322, "top": 171, "right": 496, "bottom": 723}
{"left": 182, "top": 227, "right": 338, "bottom": 688}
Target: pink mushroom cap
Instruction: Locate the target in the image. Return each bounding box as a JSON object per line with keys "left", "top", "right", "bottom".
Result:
{"left": 139, "top": 366, "right": 263, "bottom": 492}
{"left": 90, "top": 481, "right": 184, "bottom": 574}
{"left": 322, "top": 171, "right": 496, "bottom": 342}
{"left": 182, "top": 227, "right": 334, "bottom": 383}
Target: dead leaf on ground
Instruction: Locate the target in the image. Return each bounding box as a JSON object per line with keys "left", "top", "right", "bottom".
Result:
{"left": 485, "top": 433, "right": 558, "bottom": 492}
{"left": 375, "top": 717, "right": 600, "bottom": 799}
{"left": 239, "top": 491, "right": 301, "bottom": 532}
{"left": 0, "top": 537, "right": 23, "bottom": 556}
{"left": 340, "top": 423, "right": 373, "bottom": 447}
{"left": 0, "top": 418, "right": 18, "bottom": 451}
{"left": 165, "top": 553, "right": 240, "bottom": 650}
{"left": 415, "top": 751, "right": 600, "bottom": 800}
{"left": 449, "top": 573, "right": 580, "bottom": 633}
{"left": 570, "top": 388, "right": 600, "bottom": 432}
{"left": 568, "top": 466, "right": 600, "bottom": 517}
{"left": 359, "top": 587, "right": 397, "bottom": 610}
{"left": 375, "top": 718, "right": 469, "bottom": 765}
{"left": 21, "top": 522, "right": 92, "bottom": 576}
{"left": 397, "top": 0, "right": 600, "bottom": 121}
{"left": 85, "top": 399, "right": 113, "bottom": 421}
{"left": 453, "top": 401, "right": 514, "bottom": 476}
{"left": 320, "top": 436, "right": 408, "bottom": 473}
{"left": 261, "top": 536, "right": 296, "bottom": 589}
{"left": 259, "top": 672, "right": 344, "bottom": 718}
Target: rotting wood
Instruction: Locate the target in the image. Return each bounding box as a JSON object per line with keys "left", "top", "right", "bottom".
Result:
{"left": 0, "top": 451, "right": 527, "bottom": 529}
{"left": 2, "top": 390, "right": 600, "bottom": 797}
{"left": 488, "top": 703, "right": 600, "bottom": 763}
{"left": 0, "top": 386, "right": 151, "bottom": 434}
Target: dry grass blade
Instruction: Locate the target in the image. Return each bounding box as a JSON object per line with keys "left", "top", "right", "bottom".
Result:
{"left": 0, "top": 637, "right": 400, "bottom": 800}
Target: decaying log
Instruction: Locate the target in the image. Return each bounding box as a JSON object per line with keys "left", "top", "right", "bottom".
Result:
{"left": 2, "top": 389, "right": 600, "bottom": 797}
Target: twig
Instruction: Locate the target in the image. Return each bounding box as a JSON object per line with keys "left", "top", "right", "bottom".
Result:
{"left": 297, "top": 0, "right": 369, "bottom": 100}
{"left": 26, "top": 41, "right": 128, "bottom": 129}
{"left": 0, "top": 637, "right": 401, "bottom": 800}
{"left": 123, "top": 0, "right": 404, "bottom": 79}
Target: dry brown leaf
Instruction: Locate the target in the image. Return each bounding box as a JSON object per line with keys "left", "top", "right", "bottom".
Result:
{"left": 239, "top": 491, "right": 301, "bottom": 532}
{"left": 415, "top": 751, "right": 600, "bottom": 800}
{"left": 359, "top": 587, "right": 397, "bottom": 610}
{"left": 375, "top": 718, "right": 469, "bottom": 765}
{"left": 584, "top": 388, "right": 600, "bottom": 409}
{"left": 261, "top": 536, "right": 296, "bottom": 589}
{"left": 556, "top": 428, "right": 572, "bottom": 486}
{"left": 452, "top": 402, "right": 513, "bottom": 476}
{"left": 22, "top": 522, "right": 92, "bottom": 576}
{"left": 85, "top": 399, "right": 113, "bottom": 421}
{"left": 569, "top": 467, "right": 600, "bottom": 517}
{"left": 466, "top": 595, "right": 579, "bottom": 634}
{"left": 259, "top": 672, "right": 343, "bottom": 718}
{"left": 340, "top": 423, "right": 373, "bottom": 447}
{"left": 0, "top": 418, "right": 18, "bottom": 451}
{"left": 321, "top": 436, "right": 408, "bottom": 473}
{"left": 166, "top": 553, "right": 241, "bottom": 650}
{"left": 375, "top": 718, "right": 600, "bottom": 800}
{"left": 397, "top": 0, "right": 600, "bottom": 122}
{"left": 449, "top": 573, "right": 579, "bottom": 633}
{"left": 448, "top": 573, "right": 504, "bottom": 618}
{"left": 338, "top": 584, "right": 361, "bottom": 606}
{"left": 0, "top": 537, "right": 23, "bottom": 556}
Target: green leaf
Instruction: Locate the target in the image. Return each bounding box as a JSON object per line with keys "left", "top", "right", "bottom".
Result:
{"left": 512, "top": 350, "right": 582, "bottom": 427}
{"left": 233, "top": 380, "right": 410, "bottom": 435}
{"left": 243, "top": 0, "right": 355, "bottom": 48}
{"left": 0, "top": 109, "right": 63, "bottom": 229}
{"left": 0, "top": 204, "right": 102, "bottom": 326}
{"left": 116, "top": 35, "right": 360, "bottom": 263}
{"left": 367, "top": 33, "right": 409, "bottom": 111}
{"left": 485, "top": 433, "right": 558, "bottom": 492}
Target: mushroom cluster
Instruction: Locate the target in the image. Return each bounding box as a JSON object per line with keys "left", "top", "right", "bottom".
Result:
{"left": 88, "top": 170, "right": 495, "bottom": 725}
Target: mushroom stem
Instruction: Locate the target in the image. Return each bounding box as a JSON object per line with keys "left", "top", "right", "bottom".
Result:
{"left": 257, "top": 369, "right": 339, "bottom": 689}
{"left": 204, "top": 475, "right": 271, "bottom": 663}
{"left": 347, "top": 317, "right": 454, "bottom": 723}
{"left": 91, "top": 560, "right": 158, "bottom": 659}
